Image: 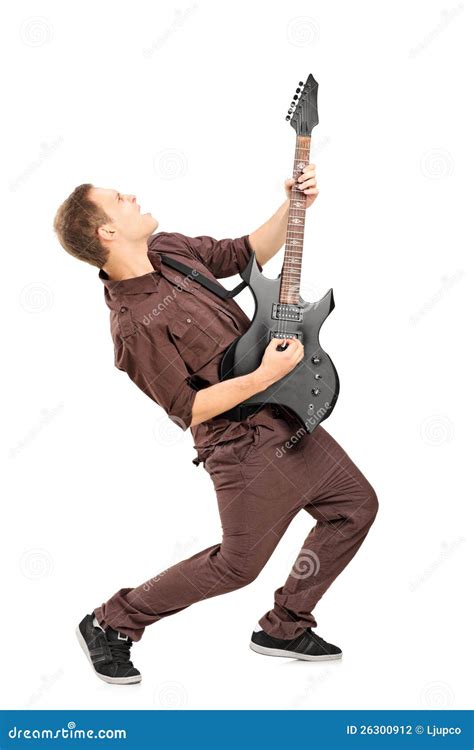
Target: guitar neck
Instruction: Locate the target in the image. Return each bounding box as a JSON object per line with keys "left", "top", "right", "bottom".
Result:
{"left": 280, "top": 135, "right": 311, "bottom": 305}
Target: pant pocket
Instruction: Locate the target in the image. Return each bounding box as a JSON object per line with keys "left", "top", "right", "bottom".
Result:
{"left": 233, "top": 422, "right": 277, "bottom": 465}
{"left": 202, "top": 425, "right": 256, "bottom": 471}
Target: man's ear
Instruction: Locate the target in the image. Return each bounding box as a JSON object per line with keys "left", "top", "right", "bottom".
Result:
{"left": 97, "top": 224, "right": 116, "bottom": 242}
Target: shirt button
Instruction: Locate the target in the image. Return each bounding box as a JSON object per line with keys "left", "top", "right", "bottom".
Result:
{"left": 186, "top": 318, "right": 192, "bottom": 323}
{"left": 120, "top": 306, "right": 127, "bottom": 313}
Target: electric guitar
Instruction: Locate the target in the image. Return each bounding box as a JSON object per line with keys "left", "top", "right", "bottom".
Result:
{"left": 219, "top": 74, "right": 339, "bottom": 434}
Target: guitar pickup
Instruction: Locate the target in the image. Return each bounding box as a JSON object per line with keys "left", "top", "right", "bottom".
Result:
{"left": 271, "top": 303, "right": 303, "bottom": 322}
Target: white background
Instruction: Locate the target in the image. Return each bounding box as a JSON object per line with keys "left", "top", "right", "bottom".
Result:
{"left": 1, "top": 0, "right": 471, "bottom": 711}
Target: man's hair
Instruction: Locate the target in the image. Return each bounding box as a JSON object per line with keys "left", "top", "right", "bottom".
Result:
{"left": 53, "top": 183, "right": 111, "bottom": 269}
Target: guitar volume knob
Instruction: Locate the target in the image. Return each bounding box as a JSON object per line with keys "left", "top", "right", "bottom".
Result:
{"left": 311, "top": 356, "right": 321, "bottom": 364}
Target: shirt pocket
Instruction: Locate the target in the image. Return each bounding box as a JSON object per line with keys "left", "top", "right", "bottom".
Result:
{"left": 168, "top": 309, "right": 223, "bottom": 374}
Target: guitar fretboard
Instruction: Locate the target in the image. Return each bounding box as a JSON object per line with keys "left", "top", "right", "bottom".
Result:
{"left": 280, "top": 135, "right": 311, "bottom": 304}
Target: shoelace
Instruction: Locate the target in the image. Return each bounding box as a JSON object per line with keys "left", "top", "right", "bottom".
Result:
{"left": 107, "top": 637, "right": 133, "bottom": 665}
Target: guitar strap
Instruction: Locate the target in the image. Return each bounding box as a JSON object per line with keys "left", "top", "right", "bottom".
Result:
{"left": 159, "top": 253, "right": 248, "bottom": 300}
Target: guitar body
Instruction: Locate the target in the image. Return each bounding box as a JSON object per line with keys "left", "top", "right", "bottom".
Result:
{"left": 220, "top": 253, "right": 339, "bottom": 433}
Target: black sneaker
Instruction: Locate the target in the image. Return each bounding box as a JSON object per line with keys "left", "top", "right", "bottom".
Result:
{"left": 249, "top": 625, "right": 342, "bottom": 661}
{"left": 76, "top": 613, "right": 142, "bottom": 684}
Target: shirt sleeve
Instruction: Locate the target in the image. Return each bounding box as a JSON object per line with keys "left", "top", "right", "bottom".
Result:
{"left": 115, "top": 324, "right": 198, "bottom": 431}
{"left": 187, "top": 234, "right": 262, "bottom": 278}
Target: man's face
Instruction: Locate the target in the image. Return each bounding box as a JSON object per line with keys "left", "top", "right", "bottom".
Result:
{"left": 90, "top": 187, "right": 159, "bottom": 244}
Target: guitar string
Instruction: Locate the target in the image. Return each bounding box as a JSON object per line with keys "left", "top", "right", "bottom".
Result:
{"left": 280, "top": 141, "right": 294, "bottom": 343}
{"left": 279, "top": 138, "right": 309, "bottom": 347}
{"left": 280, "top": 140, "right": 297, "bottom": 342}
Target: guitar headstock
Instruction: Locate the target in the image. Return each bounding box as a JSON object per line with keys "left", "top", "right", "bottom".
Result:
{"left": 285, "top": 74, "right": 319, "bottom": 136}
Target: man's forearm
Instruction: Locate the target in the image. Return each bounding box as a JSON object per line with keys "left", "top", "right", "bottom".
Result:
{"left": 248, "top": 199, "right": 290, "bottom": 266}
{"left": 190, "top": 370, "right": 272, "bottom": 427}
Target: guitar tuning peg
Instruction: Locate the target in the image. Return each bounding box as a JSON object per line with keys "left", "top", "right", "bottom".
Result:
{"left": 293, "top": 95, "right": 298, "bottom": 100}
{"left": 285, "top": 115, "right": 291, "bottom": 120}
{"left": 296, "top": 88, "right": 301, "bottom": 93}
{"left": 299, "top": 80, "right": 304, "bottom": 86}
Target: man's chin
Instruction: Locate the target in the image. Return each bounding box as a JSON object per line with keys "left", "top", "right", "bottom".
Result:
{"left": 143, "top": 215, "right": 159, "bottom": 239}
{"left": 146, "top": 215, "right": 159, "bottom": 230}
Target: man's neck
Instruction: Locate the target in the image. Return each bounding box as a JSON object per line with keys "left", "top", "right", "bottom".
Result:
{"left": 103, "top": 241, "right": 155, "bottom": 282}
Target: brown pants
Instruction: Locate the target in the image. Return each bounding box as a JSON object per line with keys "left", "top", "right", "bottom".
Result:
{"left": 94, "top": 407, "right": 378, "bottom": 641}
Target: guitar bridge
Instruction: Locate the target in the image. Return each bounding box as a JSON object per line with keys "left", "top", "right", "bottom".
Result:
{"left": 270, "top": 331, "right": 303, "bottom": 342}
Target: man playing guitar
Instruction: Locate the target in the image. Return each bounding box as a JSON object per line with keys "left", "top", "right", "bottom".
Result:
{"left": 54, "top": 136, "right": 378, "bottom": 685}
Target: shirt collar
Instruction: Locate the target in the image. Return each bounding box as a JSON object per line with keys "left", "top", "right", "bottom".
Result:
{"left": 98, "top": 244, "right": 162, "bottom": 300}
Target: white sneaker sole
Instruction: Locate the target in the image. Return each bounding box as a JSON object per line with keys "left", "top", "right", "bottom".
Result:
{"left": 249, "top": 641, "right": 342, "bottom": 661}
{"left": 75, "top": 625, "right": 142, "bottom": 684}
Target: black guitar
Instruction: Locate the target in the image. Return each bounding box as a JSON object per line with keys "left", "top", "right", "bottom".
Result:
{"left": 219, "top": 74, "right": 339, "bottom": 434}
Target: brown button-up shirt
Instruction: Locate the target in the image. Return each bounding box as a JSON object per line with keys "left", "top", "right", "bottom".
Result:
{"left": 98, "top": 231, "right": 263, "bottom": 461}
